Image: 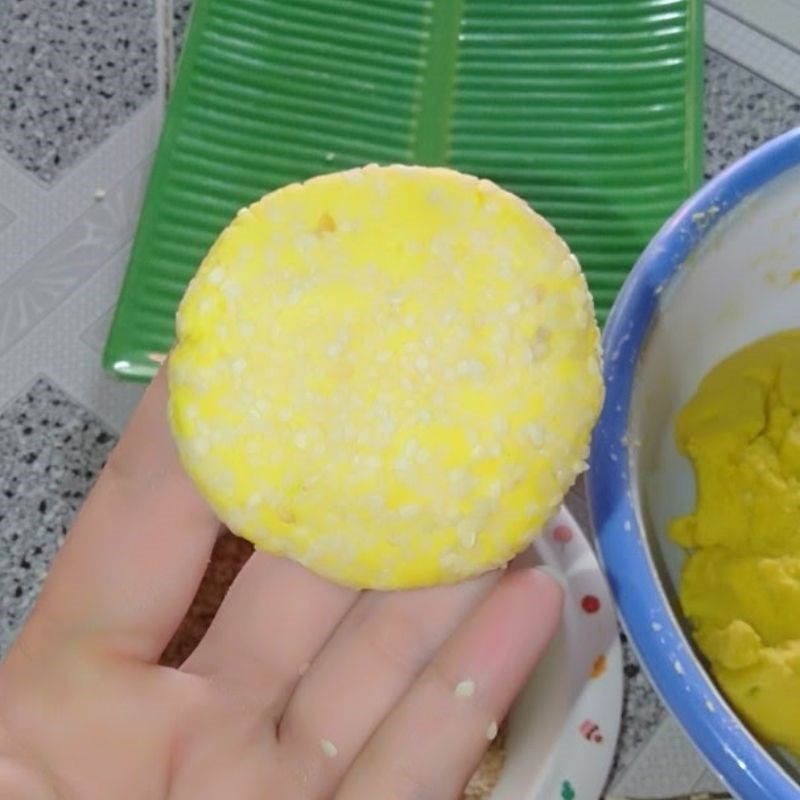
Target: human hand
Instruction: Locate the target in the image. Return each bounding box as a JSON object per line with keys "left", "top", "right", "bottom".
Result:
{"left": 0, "top": 370, "right": 562, "bottom": 800}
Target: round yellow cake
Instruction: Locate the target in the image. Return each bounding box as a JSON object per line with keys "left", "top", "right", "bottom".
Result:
{"left": 168, "top": 164, "right": 603, "bottom": 589}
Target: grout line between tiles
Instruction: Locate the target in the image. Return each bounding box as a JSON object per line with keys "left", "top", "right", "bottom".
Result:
{"left": 155, "top": 0, "right": 175, "bottom": 106}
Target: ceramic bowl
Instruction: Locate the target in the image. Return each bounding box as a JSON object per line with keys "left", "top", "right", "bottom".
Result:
{"left": 588, "top": 127, "right": 800, "bottom": 799}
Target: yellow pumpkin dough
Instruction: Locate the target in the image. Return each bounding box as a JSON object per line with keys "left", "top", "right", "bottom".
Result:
{"left": 673, "top": 329, "right": 800, "bottom": 756}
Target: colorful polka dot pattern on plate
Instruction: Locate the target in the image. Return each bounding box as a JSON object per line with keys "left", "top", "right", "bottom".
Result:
{"left": 553, "top": 524, "right": 574, "bottom": 545}
{"left": 502, "top": 508, "right": 621, "bottom": 800}
{"left": 581, "top": 594, "right": 601, "bottom": 614}
{"left": 580, "top": 719, "right": 604, "bottom": 743}
{"left": 591, "top": 654, "right": 607, "bottom": 678}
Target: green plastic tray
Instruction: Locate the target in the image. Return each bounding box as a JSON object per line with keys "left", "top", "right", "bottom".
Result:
{"left": 104, "top": 0, "right": 704, "bottom": 381}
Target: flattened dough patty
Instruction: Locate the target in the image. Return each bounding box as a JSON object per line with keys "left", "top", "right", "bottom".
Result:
{"left": 169, "top": 165, "right": 603, "bottom": 589}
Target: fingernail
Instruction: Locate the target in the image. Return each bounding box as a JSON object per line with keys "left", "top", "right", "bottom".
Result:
{"left": 534, "top": 564, "right": 567, "bottom": 591}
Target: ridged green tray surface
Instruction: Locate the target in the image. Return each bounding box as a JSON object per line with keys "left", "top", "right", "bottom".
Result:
{"left": 104, "top": 0, "right": 703, "bottom": 380}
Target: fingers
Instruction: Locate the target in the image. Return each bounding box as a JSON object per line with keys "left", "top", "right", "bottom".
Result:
{"left": 337, "top": 568, "right": 562, "bottom": 800}
{"left": 274, "top": 571, "right": 500, "bottom": 798}
{"left": 20, "top": 369, "right": 221, "bottom": 663}
{"left": 181, "top": 552, "right": 357, "bottom": 712}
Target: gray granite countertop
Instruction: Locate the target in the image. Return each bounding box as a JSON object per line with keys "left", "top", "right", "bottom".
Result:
{"left": 1, "top": 2, "right": 799, "bottom": 797}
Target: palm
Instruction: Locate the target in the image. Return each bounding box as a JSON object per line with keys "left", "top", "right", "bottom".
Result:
{"left": 0, "top": 372, "right": 561, "bottom": 800}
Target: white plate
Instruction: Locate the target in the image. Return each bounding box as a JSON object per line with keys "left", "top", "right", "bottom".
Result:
{"left": 491, "top": 506, "right": 623, "bottom": 800}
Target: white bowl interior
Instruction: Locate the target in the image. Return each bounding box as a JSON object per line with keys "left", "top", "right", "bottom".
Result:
{"left": 628, "top": 162, "right": 800, "bottom": 772}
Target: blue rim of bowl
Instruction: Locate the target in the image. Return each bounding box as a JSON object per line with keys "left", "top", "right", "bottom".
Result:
{"left": 587, "top": 126, "right": 800, "bottom": 800}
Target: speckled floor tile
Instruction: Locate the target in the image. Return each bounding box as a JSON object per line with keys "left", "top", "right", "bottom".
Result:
{"left": 172, "top": 0, "right": 195, "bottom": 61}
{"left": 606, "top": 634, "right": 667, "bottom": 786}
{"left": 0, "top": 376, "right": 116, "bottom": 656}
{"left": 0, "top": 0, "right": 158, "bottom": 183}
{"left": 0, "top": 371, "right": 251, "bottom": 664}
{"left": 705, "top": 48, "right": 800, "bottom": 179}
